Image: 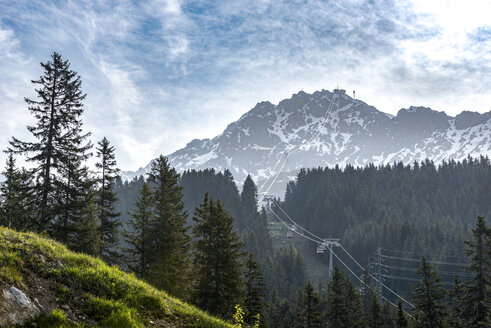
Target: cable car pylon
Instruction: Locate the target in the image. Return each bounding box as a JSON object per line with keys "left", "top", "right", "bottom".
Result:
{"left": 319, "top": 238, "right": 340, "bottom": 278}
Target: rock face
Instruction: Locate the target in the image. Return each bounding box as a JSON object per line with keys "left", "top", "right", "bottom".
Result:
{"left": 122, "top": 89, "right": 491, "bottom": 197}
{"left": 0, "top": 286, "right": 41, "bottom": 327}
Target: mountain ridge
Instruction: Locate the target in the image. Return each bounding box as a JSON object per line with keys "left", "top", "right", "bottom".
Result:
{"left": 122, "top": 89, "right": 491, "bottom": 197}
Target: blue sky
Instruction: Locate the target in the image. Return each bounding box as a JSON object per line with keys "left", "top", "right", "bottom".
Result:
{"left": 0, "top": 0, "right": 490, "bottom": 170}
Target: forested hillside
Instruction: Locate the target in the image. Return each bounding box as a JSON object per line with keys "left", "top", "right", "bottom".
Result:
{"left": 1, "top": 52, "right": 489, "bottom": 327}
{"left": 282, "top": 156, "right": 490, "bottom": 260}
{"left": 113, "top": 157, "right": 490, "bottom": 305}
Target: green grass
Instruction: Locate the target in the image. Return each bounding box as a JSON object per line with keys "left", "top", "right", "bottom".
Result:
{"left": 0, "top": 227, "right": 233, "bottom": 328}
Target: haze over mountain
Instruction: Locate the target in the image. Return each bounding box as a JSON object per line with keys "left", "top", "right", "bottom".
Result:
{"left": 122, "top": 89, "right": 491, "bottom": 196}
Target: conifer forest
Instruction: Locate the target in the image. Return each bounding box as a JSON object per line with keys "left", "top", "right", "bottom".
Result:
{"left": 1, "top": 50, "right": 490, "bottom": 327}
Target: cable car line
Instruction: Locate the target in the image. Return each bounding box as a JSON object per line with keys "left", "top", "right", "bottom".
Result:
{"left": 257, "top": 154, "right": 284, "bottom": 195}
{"left": 251, "top": 90, "right": 417, "bottom": 314}
{"left": 271, "top": 199, "right": 324, "bottom": 242}
{"left": 268, "top": 200, "right": 415, "bottom": 310}
{"left": 268, "top": 207, "right": 324, "bottom": 244}
{"left": 258, "top": 94, "right": 338, "bottom": 202}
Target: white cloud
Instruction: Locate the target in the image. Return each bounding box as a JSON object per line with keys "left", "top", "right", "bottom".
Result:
{"left": 0, "top": 0, "right": 490, "bottom": 171}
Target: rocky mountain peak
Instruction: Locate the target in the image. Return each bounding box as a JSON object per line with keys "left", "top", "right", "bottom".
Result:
{"left": 121, "top": 89, "right": 491, "bottom": 197}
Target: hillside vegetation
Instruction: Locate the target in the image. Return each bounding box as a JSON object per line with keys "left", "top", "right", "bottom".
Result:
{"left": 0, "top": 227, "right": 232, "bottom": 327}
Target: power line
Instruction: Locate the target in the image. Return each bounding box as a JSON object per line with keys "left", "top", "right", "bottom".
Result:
{"left": 338, "top": 244, "right": 415, "bottom": 308}
{"left": 380, "top": 254, "right": 468, "bottom": 266}
{"left": 269, "top": 200, "right": 415, "bottom": 310}
{"left": 382, "top": 248, "right": 468, "bottom": 260}
{"left": 380, "top": 274, "right": 455, "bottom": 286}
{"left": 252, "top": 90, "right": 423, "bottom": 315}
{"left": 328, "top": 246, "right": 413, "bottom": 318}
{"left": 380, "top": 263, "right": 473, "bottom": 277}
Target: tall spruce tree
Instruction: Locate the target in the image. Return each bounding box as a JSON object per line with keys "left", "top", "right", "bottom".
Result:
{"left": 147, "top": 155, "right": 190, "bottom": 298}
{"left": 0, "top": 154, "right": 35, "bottom": 230}
{"left": 192, "top": 193, "right": 244, "bottom": 319}
{"left": 395, "top": 299, "right": 408, "bottom": 328}
{"left": 367, "top": 294, "right": 384, "bottom": 328}
{"left": 412, "top": 257, "right": 448, "bottom": 328}
{"left": 462, "top": 216, "right": 490, "bottom": 327}
{"left": 240, "top": 175, "right": 258, "bottom": 230}
{"left": 8, "top": 52, "right": 89, "bottom": 232}
{"left": 296, "top": 280, "right": 323, "bottom": 328}
{"left": 52, "top": 148, "right": 95, "bottom": 253}
{"left": 241, "top": 175, "right": 273, "bottom": 262}
{"left": 244, "top": 254, "right": 267, "bottom": 326}
{"left": 345, "top": 277, "right": 365, "bottom": 327}
{"left": 123, "top": 182, "right": 155, "bottom": 279}
{"left": 95, "top": 137, "right": 121, "bottom": 264}
{"left": 269, "top": 295, "right": 296, "bottom": 328}
{"left": 325, "top": 266, "right": 350, "bottom": 328}
{"left": 74, "top": 196, "right": 100, "bottom": 256}
{"left": 361, "top": 267, "right": 376, "bottom": 323}
{"left": 381, "top": 301, "right": 394, "bottom": 328}
{"left": 449, "top": 276, "right": 465, "bottom": 328}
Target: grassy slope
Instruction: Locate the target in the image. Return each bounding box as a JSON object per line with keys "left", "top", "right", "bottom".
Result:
{"left": 0, "top": 227, "right": 232, "bottom": 328}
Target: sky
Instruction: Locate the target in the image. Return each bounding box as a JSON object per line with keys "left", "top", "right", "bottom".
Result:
{"left": 0, "top": 0, "right": 490, "bottom": 171}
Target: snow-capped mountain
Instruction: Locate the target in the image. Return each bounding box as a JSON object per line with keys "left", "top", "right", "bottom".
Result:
{"left": 121, "top": 89, "right": 491, "bottom": 197}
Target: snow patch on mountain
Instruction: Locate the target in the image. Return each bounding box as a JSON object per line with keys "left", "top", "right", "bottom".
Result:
{"left": 121, "top": 89, "right": 491, "bottom": 197}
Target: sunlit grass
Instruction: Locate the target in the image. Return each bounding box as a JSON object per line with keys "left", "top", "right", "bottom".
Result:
{"left": 0, "top": 226, "right": 233, "bottom": 327}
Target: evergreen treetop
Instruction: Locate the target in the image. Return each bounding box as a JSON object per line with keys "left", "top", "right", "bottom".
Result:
{"left": 123, "top": 182, "right": 155, "bottom": 279}
{"left": 297, "top": 280, "right": 323, "bottom": 328}
{"left": 192, "top": 193, "right": 245, "bottom": 319}
{"left": 244, "top": 253, "right": 267, "bottom": 326}
{"left": 412, "top": 257, "right": 448, "bottom": 328}
{"left": 0, "top": 154, "right": 35, "bottom": 230}
{"left": 8, "top": 51, "right": 90, "bottom": 231}
{"left": 462, "top": 216, "right": 490, "bottom": 327}
{"left": 147, "top": 155, "right": 190, "bottom": 298}
{"left": 95, "top": 137, "right": 121, "bottom": 263}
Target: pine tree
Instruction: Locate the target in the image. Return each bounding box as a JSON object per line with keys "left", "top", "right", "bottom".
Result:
{"left": 271, "top": 297, "right": 296, "bottom": 328}
{"left": 461, "top": 216, "right": 490, "bottom": 328}
{"left": 123, "top": 182, "right": 155, "bottom": 279}
{"left": 192, "top": 193, "right": 244, "bottom": 319}
{"left": 326, "top": 266, "right": 350, "bottom": 328}
{"left": 8, "top": 52, "right": 90, "bottom": 232}
{"left": 244, "top": 254, "right": 267, "bottom": 326}
{"left": 395, "top": 299, "right": 408, "bottom": 328}
{"left": 449, "top": 276, "right": 465, "bottom": 328}
{"left": 240, "top": 175, "right": 258, "bottom": 230}
{"left": 0, "top": 154, "right": 35, "bottom": 230}
{"left": 52, "top": 149, "right": 95, "bottom": 253}
{"left": 241, "top": 175, "right": 273, "bottom": 262}
{"left": 95, "top": 137, "right": 121, "bottom": 264}
{"left": 361, "top": 267, "right": 376, "bottom": 322}
{"left": 74, "top": 198, "right": 100, "bottom": 256}
{"left": 297, "top": 280, "right": 323, "bottom": 328}
{"left": 345, "top": 278, "right": 365, "bottom": 327}
{"left": 147, "top": 155, "right": 190, "bottom": 299}
{"left": 382, "top": 301, "right": 394, "bottom": 328}
{"left": 367, "top": 294, "right": 384, "bottom": 328}
{"left": 412, "top": 257, "right": 448, "bottom": 328}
